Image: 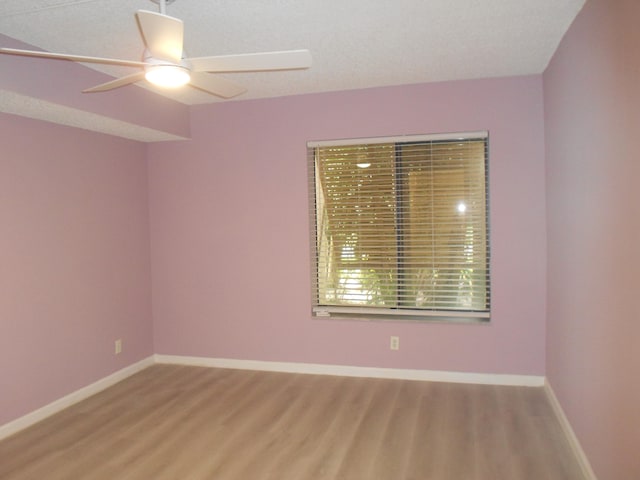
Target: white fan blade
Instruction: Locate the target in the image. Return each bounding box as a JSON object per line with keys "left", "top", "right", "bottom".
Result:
{"left": 189, "top": 49, "right": 312, "bottom": 73}
{"left": 188, "top": 72, "right": 247, "bottom": 99}
{"left": 83, "top": 72, "right": 146, "bottom": 93}
{"left": 136, "top": 10, "right": 183, "bottom": 63}
{"left": 0, "top": 47, "right": 146, "bottom": 68}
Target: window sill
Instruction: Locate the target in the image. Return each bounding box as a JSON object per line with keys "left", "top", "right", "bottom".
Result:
{"left": 312, "top": 306, "right": 490, "bottom": 324}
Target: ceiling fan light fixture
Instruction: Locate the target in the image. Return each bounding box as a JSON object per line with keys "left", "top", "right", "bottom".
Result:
{"left": 145, "top": 64, "right": 190, "bottom": 88}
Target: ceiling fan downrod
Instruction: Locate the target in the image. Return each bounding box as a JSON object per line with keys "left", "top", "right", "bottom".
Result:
{"left": 150, "top": 0, "right": 176, "bottom": 15}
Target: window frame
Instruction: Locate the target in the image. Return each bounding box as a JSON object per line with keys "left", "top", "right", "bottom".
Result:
{"left": 308, "top": 131, "right": 491, "bottom": 323}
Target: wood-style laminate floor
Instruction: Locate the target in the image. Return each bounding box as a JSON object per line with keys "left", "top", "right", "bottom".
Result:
{"left": 0, "top": 364, "right": 585, "bottom": 479}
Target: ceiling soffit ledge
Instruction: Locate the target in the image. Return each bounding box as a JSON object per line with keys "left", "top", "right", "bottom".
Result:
{"left": 0, "top": 33, "right": 191, "bottom": 142}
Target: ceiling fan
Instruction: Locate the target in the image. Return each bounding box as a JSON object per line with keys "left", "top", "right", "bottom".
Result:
{"left": 0, "top": 0, "right": 312, "bottom": 99}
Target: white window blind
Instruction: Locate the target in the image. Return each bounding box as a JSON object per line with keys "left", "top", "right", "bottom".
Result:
{"left": 308, "top": 132, "right": 490, "bottom": 321}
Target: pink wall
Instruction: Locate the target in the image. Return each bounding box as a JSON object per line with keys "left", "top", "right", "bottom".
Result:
{"left": 0, "top": 114, "right": 154, "bottom": 425}
{"left": 148, "top": 75, "right": 547, "bottom": 375}
{"left": 544, "top": 0, "right": 640, "bottom": 478}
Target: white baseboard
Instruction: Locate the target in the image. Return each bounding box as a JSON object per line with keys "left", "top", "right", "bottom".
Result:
{"left": 544, "top": 380, "right": 598, "bottom": 480}
{"left": 154, "top": 354, "right": 545, "bottom": 387}
{"left": 0, "top": 356, "right": 155, "bottom": 441}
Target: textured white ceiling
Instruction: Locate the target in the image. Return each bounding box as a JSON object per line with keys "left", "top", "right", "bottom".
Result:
{"left": 0, "top": 0, "right": 586, "bottom": 106}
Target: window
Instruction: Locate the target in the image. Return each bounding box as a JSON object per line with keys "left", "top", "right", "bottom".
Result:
{"left": 308, "top": 132, "right": 490, "bottom": 321}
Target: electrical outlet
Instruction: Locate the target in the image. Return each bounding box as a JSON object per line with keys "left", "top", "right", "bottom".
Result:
{"left": 114, "top": 339, "right": 122, "bottom": 355}
{"left": 390, "top": 336, "right": 400, "bottom": 350}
